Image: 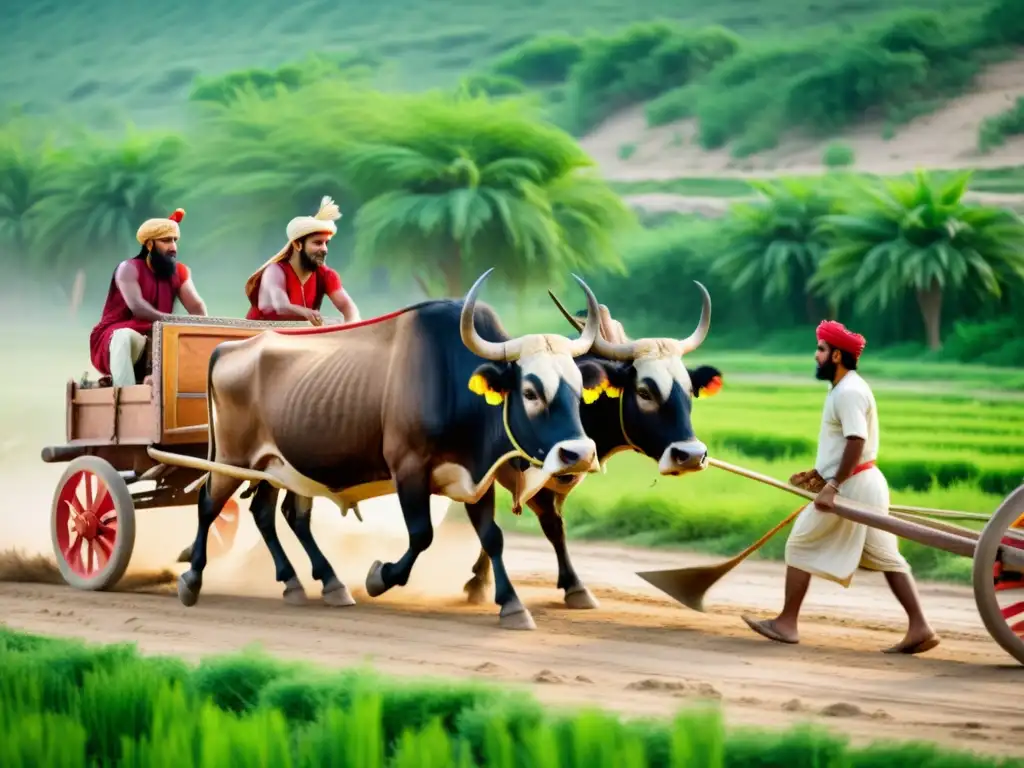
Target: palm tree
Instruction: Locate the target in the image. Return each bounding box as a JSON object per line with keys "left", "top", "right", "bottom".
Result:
{"left": 0, "top": 121, "right": 59, "bottom": 265}
{"left": 712, "top": 177, "right": 837, "bottom": 321}
{"left": 810, "top": 170, "right": 1024, "bottom": 350}
{"left": 29, "top": 126, "right": 185, "bottom": 282}
{"left": 186, "top": 83, "right": 634, "bottom": 298}
{"left": 340, "top": 90, "right": 636, "bottom": 297}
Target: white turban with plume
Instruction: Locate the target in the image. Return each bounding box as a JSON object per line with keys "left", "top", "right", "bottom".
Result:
{"left": 244, "top": 196, "right": 342, "bottom": 302}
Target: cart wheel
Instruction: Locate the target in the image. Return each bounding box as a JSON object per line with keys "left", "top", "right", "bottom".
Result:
{"left": 51, "top": 456, "right": 136, "bottom": 590}
{"left": 207, "top": 498, "right": 240, "bottom": 560}
{"left": 972, "top": 484, "right": 1024, "bottom": 666}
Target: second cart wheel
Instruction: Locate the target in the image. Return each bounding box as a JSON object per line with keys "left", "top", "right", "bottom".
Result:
{"left": 50, "top": 456, "right": 136, "bottom": 590}
{"left": 972, "top": 484, "right": 1024, "bottom": 667}
{"left": 207, "top": 498, "right": 240, "bottom": 560}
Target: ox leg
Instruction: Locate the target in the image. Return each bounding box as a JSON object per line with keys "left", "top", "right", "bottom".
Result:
{"left": 463, "top": 548, "right": 493, "bottom": 605}
{"left": 529, "top": 490, "right": 599, "bottom": 610}
{"left": 179, "top": 474, "right": 241, "bottom": 607}
{"left": 248, "top": 481, "right": 306, "bottom": 605}
{"left": 467, "top": 486, "right": 535, "bottom": 630}
{"left": 365, "top": 471, "right": 434, "bottom": 597}
{"left": 281, "top": 492, "right": 355, "bottom": 607}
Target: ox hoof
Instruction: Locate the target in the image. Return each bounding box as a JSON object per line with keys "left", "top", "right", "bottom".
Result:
{"left": 463, "top": 577, "right": 489, "bottom": 605}
{"left": 283, "top": 577, "right": 308, "bottom": 606}
{"left": 365, "top": 560, "right": 388, "bottom": 598}
{"left": 499, "top": 598, "right": 536, "bottom": 631}
{"left": 322, "top": 578, "right": 356, "bottom": 608}
{"left": 177, "top": 571, "right": 201, "bottom": 607}
{"left": 564, "top": 585, "right": 600, "bottom": 610}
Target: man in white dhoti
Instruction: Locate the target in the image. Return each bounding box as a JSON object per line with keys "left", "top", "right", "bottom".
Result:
{"left": 742, "top": 321, "right": 940, "bottom": 655}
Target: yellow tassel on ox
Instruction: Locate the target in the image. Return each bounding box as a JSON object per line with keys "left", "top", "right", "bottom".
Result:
{"left": 468, "top": 374, "right": 505, "bottom": 405}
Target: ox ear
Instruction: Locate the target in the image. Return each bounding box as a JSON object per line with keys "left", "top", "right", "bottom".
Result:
{"left": 579, "top": 360, "right": 628, "bottom": 402}
{"left": 468, "top": 363, "right": 515, "bottom": 406}
{"left": 578, "top": 360, "right": 608, "bottom": 404}
{"left": 689, "top": 365, "right": 723, "bottom": 398}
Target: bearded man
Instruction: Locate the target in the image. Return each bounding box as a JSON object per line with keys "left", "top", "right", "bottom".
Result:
{"left": 742, "top": 320, "right": 939, "bottom": 655}
{"left": 89, "top": 208, "right": 208, "bottom": 387}
{"left": 245, "top": 196, "right": 361, "bottom": 326}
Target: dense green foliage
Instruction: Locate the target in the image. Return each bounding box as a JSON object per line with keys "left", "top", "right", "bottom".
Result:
{"left": 0, "top": 84, "right": 636, "bottom": 308}
{"left": 2, "top": 627, "right": 1020, "bottom": 767}
{"left": 484, "top": 0, "right": 1022, "bottom": 148}
{"left": 2, "top": 0, "right": 1022, "bottom": 366}
{"left": 978, "top": 96, "right": 1024, "bottom": 153}
{"left": 0, "top": 0, "right": 970, "bottom": 130}
{"left": 583, "top": 171, "right": 1024, "bottom": 363}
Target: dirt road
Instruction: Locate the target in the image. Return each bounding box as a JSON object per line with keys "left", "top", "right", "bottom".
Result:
{"left": 2, "top": 501, "right": 1023, "bottom": 758}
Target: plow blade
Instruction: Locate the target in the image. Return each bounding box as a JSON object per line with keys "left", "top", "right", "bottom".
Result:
{"left": 638, "top": 502, "right": 806, "bottom": 612}
{"left": 637, "top": 559, "right": 740, "bottom": 613}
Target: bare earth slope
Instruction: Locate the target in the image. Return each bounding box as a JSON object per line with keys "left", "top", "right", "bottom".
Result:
{"left": 583, "top": 57, "right": 1024, "bottom": 181}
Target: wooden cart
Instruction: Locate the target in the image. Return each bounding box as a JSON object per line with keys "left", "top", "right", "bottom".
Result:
{"left": 40, "top": 316, "right": 310, "bottom": 590}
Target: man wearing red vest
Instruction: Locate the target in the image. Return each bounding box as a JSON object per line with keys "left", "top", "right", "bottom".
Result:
{"left": 244, "top": 195, "right": 361, "bottom": 326}
{"left": 89, "top": 208, "right": 208, "bottom": 387}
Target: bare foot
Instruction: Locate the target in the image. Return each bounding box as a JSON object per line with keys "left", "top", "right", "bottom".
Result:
{"left": 742, "top": 615, "right": 799, "bottom": 644}
{"left": 882, "top": 631, "right": 940, "bottom": 655}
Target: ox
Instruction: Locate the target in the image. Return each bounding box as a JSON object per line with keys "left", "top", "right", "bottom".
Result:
{"left": 463, "top": 282, "right": 721, "bottom": 608}
{"left": 176, "top": 269, "right": 609, "bottom": 629}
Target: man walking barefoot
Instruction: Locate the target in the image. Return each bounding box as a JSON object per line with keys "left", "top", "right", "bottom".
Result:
{"left": 742, "top": 320, "right": 940, "bottom": 655}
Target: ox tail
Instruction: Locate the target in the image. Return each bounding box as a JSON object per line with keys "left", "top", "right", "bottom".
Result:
{"left": 206, "top": 343, "right": 223, "bottom": 465}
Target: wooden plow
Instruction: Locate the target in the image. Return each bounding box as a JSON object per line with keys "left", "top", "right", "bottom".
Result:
{"left": 636, "top": 457, "right": 1024, "bottom": 666}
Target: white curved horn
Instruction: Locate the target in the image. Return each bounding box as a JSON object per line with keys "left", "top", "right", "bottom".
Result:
{"left": 675, "top": 281, "right": 712, "bottom": 356}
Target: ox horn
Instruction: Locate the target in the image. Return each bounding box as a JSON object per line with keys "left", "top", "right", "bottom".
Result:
{"left": 461, "top": 268, "right": 523, "bottom": 361}
{"left": 674, "top": 281, "right": 712, "bottom": 356}
{"left": 567, "top": 274, "right": 602, "bottom": 357}
{"left": 547, "top": 289, "right": 586, "bottom": 332}
{"left": 549, "top": 289, "right": 640, "bottom": 361}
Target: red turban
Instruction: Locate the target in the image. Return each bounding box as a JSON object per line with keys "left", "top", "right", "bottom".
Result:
{"left": 816, "top": 320, "right": 866, "bottom": 359}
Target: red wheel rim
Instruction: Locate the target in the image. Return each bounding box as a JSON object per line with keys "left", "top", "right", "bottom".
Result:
{"left": 55, "top": 469, "right": 119, "bottom": 578}
{"left": 993, "top": 533, "right": 1024, "bottom": 639}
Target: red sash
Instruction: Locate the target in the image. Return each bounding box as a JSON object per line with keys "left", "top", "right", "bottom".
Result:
{"left": 850, "top": 460, "right": 876, "bottom": 477}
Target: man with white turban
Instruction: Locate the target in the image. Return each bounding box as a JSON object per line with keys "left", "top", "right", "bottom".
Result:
{"left": 89, "top": 208, "right": 208, "bottom": 386}
{"left": 245, "top": 196, "right": 361, "bottom": 325}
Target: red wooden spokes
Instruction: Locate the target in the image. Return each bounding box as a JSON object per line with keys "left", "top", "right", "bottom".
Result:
{"left": 993, "top": 530, "right": 1024, "bottom": 639}
{"left": 55, "top": 469, "right": 119, "bottom": 578}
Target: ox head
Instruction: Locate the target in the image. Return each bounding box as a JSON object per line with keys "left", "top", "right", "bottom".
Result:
{"left": 551, "top": 282, "right": 720, "bottom": 477}
{"left": 460, "top": 268, "right": 602, "bottom": 485}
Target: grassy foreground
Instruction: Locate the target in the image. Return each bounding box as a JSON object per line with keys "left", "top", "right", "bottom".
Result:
{"left": 493, "top": 378, "right": 1022, "bottom": 587}
{"left": 1, "top": 627, "right": 1018, "bottom": 767}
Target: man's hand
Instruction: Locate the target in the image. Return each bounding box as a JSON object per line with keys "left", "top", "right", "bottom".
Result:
{"left": 814, "top": 482, "right": 837, "bottom": 511}
{"left": 305, "top": 309, "right": 323, "bottom": 326}
{"left": 790, "top": 469, "right": 825, "bottom": 492}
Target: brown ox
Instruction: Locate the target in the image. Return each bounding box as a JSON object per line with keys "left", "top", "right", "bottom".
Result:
{"left": 173, "top": 269, "right": 610, "bottom": 629}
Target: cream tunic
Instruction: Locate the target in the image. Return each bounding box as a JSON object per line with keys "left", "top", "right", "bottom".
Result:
{"left": 785, "top": 371, "right": 910, "bottom": 587}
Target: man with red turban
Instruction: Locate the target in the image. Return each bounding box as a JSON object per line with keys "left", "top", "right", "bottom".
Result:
{"left": 244, "top": 195, "right": 361, "bottom": 326}
{"left": 89, "top": 208, "right": 208, "bottom": 387}
{"left": 742, "top": 320, "right": 939, "bottom": 655}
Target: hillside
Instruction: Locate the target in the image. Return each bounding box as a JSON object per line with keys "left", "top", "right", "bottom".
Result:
{"left": 581, "top": 56, "right": 1024, "bottom": 180}
{"left": 0, "top": 0, "right": 977, "bottom": 133}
